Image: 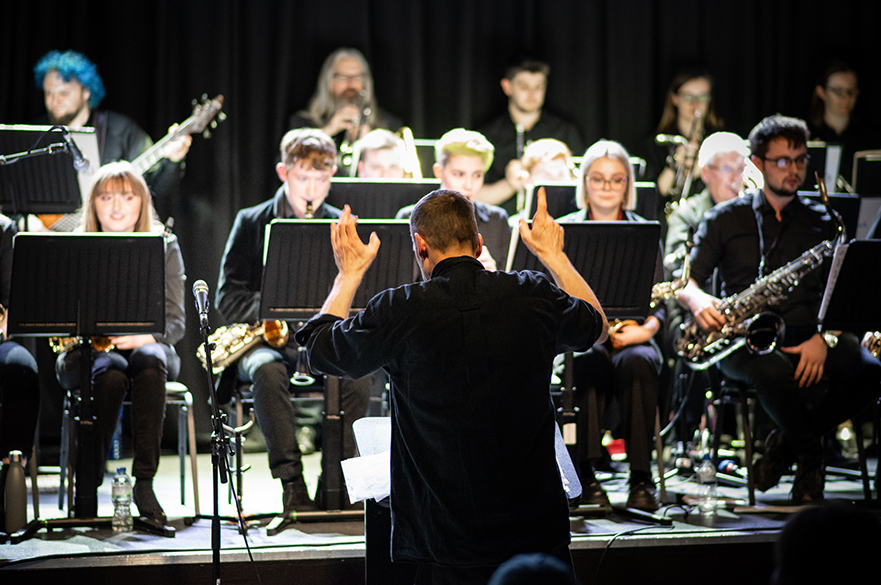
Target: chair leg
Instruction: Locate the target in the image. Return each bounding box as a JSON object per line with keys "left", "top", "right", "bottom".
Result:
{"left": 853, "top": 418, "right": 872, "bottom": 500}
{"left": 739, "top": 391, "right": 756, "bottom": 507}
{"left": 29, "top": 445, "right": 39, "bottom": 519}
{"left": 655, "top": 407, "right": 667, "bottom": 504}
{"left": 186, "top": 394, "right": 200, "bottom": 516}
{"left": 59, "top": 394, "right": 70, "bottom": 511}
{"left": 178, "top": 401, "right": 186, "bottom": 506}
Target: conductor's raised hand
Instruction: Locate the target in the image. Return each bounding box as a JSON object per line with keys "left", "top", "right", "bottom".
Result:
{"left": 519, "top": 186, "right": 565, "bottom": 262}
{"left": 330, "top": 205, "right": 380, "bottom": 279}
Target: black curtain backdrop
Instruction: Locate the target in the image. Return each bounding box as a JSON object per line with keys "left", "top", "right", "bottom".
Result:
{"left": 3, "top": 0, "right": 879, "bottom": 444}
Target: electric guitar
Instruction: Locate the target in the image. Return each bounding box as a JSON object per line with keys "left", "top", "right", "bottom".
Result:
{"left": 38, "top": 94, "right": 225, "bottom": 231}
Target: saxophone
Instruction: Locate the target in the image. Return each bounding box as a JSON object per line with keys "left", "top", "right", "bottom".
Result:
{"left": 49, "top": 336, "right": 115, "bottom": 354}
{"left": 197, "top": 320, "right": 289, "bottom": 374}
{"left": 866, "top": 332, "right": 881, "bottom": 359}
{"left": 677, "top": 236, "right": 841, "bottom": 370}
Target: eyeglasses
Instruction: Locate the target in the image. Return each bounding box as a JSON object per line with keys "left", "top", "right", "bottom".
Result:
{"left": 677, "top": 92, "right": 711, "bottom": 104}
{"left": 706, "top": 164, "right": 745, "bottom": 175}
{"left": 761, "top": 154, "right": 810, "bottom": 169}
{"left": 332, "top": 73, "right": 364, "bottom": 84}
{"left": 587, "top": 176, "right": 627, "bottom": 189}
{"left": 826, "top": 86, "right": 859, "bottom": 99}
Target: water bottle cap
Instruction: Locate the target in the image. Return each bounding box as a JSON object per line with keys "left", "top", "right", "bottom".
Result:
{"left": 9, "top": 450, "right": 23, "bottom": 462}
{"left": 116, "top": 467, "right": 126, "bottom": 474}
{"left": 702, "top": 453, "right": 711, "bottom": 461}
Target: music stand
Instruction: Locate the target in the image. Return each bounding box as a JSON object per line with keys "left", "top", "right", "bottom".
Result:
{"left": 258, "top": 219, "right": 414, "bottom": 532}
{"left": 819, "top": 240, "right": 881, "bottom": 332}
{"left": 326, "top": 178, "right": 440, "bottom": 219}
{"left": 799, "top": 191, "right": 862, "bottom": 240}
{"left": 7, "top": 233, "right": 165, "bottom": 539}
{"left": 853, "top": 150, "right": 881, "bottom": 195}
{"left": 0, "top": 124, "right": 98, "bottom": 215}
{"left": 806, "top": 140, "right": 843, "bottom": 191}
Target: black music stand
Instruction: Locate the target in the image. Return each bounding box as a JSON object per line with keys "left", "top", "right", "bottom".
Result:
{"left": 509, "top": 221, "right": 667, "bottom": 519}
{"left": 258, "top": 218, "right": 414, "bottom": 533}
{"left": 7, "top": 233, "right": 166, "bottom": 540}
{"left": 0, "top": 125, "right": 91, "bottom": 215}
{"left": 799, "top": 191, "right": 861, "bottom": 240}
{"left": 326, "top": 178, "right": 440, "bottom": 219}
{"left": 853, "top": 150, "right": 881, "bottom": 195}
{"left": 819, "top": 240, "right": 881, "bottom": 332}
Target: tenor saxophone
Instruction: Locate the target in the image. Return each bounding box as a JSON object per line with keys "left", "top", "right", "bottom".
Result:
{"left": 49, "top": 336, "right": 115, "bottom": 354}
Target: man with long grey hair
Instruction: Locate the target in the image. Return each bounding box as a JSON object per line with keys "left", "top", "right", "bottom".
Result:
{"left": 289, "top": 48, "right": 401, "bottom": 158}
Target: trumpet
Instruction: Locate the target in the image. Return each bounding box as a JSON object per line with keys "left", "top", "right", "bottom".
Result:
{"left": 197, "top": 320, "right": 289, "bottom": 374}
{"left": 49, "top": 336, "right": 115, "bottom": 354}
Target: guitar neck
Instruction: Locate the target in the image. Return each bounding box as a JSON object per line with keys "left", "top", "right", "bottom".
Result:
{"left": 131, "top": 118, "right": 198, "bottom": 175}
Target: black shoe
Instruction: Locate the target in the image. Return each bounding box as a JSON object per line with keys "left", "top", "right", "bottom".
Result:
{"left": 791, "top": 460, "right": 825, "bottom": 503}
{"left": 626, "top": 481, "right": 660, "bottom": 512}
{"left": 754, "top": 429, "right": 794, "bottom": 492}
{"left": 581, "top": 481, "right": 611, "bottom": 508}
{"left": 133, "top": 480, "right": 167, "bottom": 524}
{"left": 282, "top": 478, "right": 318, "bottom": 515}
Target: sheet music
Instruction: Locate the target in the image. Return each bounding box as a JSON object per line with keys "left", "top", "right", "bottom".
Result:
{"left": 819, "top": 242, "right": 849, "bottom": 321}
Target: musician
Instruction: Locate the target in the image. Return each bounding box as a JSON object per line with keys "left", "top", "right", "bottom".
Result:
{"left": 807, "top": 61, "right": 881, "bottom": 184}
{"left": 396, "top": 129, "right": 510, "bottom": 271}
{"left": 520, "top": 138, "right": 577, "bottom": 186}
{"left": 0, "top": 214, "right": 41, "bottom": 527}
{"left": 559, "top": 140, "right": 665, "bottom": 511}
{"left": 289, "top": 48, "right": 401, "bottom": 164}
{"left": 296, "top": 189, "right": 606, "bottom": 584}
{"left": 477, "top": 57, "right": 584, "bottom": 214}
{"left": 216, "top": 128, "right": 371, "bottom": 513}
{"left": 643, "top": 68, "right": 724, "bottom": 199}
{"left": 353, "top": 129, "right": 406, "bottom": 179}
{"left": 677, "top": 115, "right": 881, "bottom": 501}
{"left": 55, "top": 162, "right": 185, "bottom": 523}
{"left": 664, "top": 131, "right": 750, "bottom": 275}
{"left": 34, "top": 50, "right": 192, "bottom": 196}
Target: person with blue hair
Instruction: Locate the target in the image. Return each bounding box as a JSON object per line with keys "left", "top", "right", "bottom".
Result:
{"left": 33, "top": 50, "right": 191, "bottom": 198}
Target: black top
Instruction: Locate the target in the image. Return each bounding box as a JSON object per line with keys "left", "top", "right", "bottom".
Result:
{"left": 479, "top": 110, "right": 584, "bottom": 213}
{"left": 288, "top": 108, "right": 403, "bottom": 151}
{"left": 808, "top": 117, "right": 881, "bottom": 183}
{"left": 34, "top": 110, "right": 184, "bottom": 195}
{"left": 0, "top": 215, "right": 15, "bottom": 309}
{"left": 689, "top": 189, "right": 837, "bottom": 344}
{"left": 297, "top": 255, "right": 604, "bottom": 565}
{"left": 216, "top": 186, "right": 341, "bottom": 324}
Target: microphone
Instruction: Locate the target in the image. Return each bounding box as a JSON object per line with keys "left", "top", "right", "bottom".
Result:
{"left": 193, "top": 280, "right": 210, "bottom": 327}
{"left": 61, "top": 130, "right": 90, "bottom": 172}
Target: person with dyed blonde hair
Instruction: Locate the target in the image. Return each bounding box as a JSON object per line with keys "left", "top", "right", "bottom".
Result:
{"left": 520, "top": 138, "right": 576, "bottom": 185}
{"left": 397, "top": 128, "right": 511, "bottom": 270}
{"left": 55, "top": 162, "right": 186, "bottom": 524}
{"left": 560, "top": 140, "right": 666, "bottom": 511}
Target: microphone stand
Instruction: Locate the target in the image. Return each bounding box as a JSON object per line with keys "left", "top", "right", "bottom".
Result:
{"left": 197, "top": 308, "right": 234, "bottom": 584}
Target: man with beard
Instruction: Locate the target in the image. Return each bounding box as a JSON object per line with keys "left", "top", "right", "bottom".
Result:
{"left": 33, "top": 50, "right": 191, "bottom": 196}
{"left": 677, "top": 115, "right": 881, "bottom": 502}
{"left": 477, "top": 56, "right": 584, "bottom": 215}
{"left": 289, "top": 48, "right": 401, "bottom": 175}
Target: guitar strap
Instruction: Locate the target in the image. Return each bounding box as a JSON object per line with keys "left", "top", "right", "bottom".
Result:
{"left": 95, "top": 110, "right": 108, "bottom": 162}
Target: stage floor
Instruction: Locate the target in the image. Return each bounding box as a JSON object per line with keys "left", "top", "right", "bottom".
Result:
{"left": 1, "top": 449, "right": 877, "bottom": 584}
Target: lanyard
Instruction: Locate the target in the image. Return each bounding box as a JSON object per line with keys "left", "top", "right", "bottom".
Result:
{"left": 754, "top": 204, "right": 784, "bottom": 278}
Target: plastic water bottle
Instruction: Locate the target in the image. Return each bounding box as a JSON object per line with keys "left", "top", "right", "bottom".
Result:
{"left": 111, "top": 467, "right": 133, "bottom": 532}
{"left": 4, "top": 450, "right": 28, "bottom": 533}
{"left": 696, "top": 453, "right": 718, "bottom": 515}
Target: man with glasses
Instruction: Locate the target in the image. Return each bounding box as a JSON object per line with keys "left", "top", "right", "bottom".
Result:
{"left": 677, "top": 115, "right": 881, "bottom": 502}
{"left": 289, "top": 48, "right": 401, "bottom": 170}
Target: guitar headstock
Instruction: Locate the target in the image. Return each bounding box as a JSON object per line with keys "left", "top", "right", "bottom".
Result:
{"left": 188, "top": 94, "right": 226, "bottom": 138}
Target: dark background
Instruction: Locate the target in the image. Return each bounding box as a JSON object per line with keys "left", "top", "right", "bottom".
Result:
{"left": 2, "top": 0, "right": 879, "bottom": 444}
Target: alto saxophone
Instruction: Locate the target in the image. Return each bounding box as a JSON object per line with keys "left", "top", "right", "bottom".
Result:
{"left": 866, "top": 332, "right": 881, "bottom": 359}
{"left": 49, "top": 336, "right": 115, "bottom": 354}
{"left": 197, "top": 320, "right": 289, "bottom": 374}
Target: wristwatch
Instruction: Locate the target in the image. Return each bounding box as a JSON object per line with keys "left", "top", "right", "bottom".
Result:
{"left": 821, "top": 330, "right": 839, "bottom": 348}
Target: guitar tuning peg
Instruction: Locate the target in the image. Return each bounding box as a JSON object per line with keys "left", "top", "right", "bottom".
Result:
{"left": 202, "top": 129, "right": 212, "bottom": 139}
{"left": 201, "top": 93, "right": 208, "bottom": 101}
{"left": 218, "top": 112, "right": 227, "bottom": 122}
{"left": 191, "top": 98, "right": 198, "bottom": 107}
{"left": 210, "top": 120, "right": 217, "bottom": 128}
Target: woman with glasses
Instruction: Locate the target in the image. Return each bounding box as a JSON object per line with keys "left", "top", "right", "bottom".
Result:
{"left": 644, "top": 68, "right": 725, "bottom": 201}
{"left": 808, "top": 61, "right": 881, "bottom": 184}
{"left": 559, "top": 140, "right": 666, "bottom": 511}
{"left": 55, "top": 162, "right": 185, "bottom": 524}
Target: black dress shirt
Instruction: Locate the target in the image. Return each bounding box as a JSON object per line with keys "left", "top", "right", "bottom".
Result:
{"left": 690, "top": 189, "right": 838, "bottom": 344}
{"left": 297, "top": 256, "right": 603, "bottom": 566}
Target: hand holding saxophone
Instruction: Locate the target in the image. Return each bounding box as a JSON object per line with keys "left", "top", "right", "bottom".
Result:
{"left": 109, "top": 334, "right": 157, "bottom": 350}
{"left": 678, "top": 281, "right": 726, "bottom": 332}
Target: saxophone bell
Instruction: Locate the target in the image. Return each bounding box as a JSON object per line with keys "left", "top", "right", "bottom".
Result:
{"left": 743, "top": 312, "right": 786, "bottom": 356}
